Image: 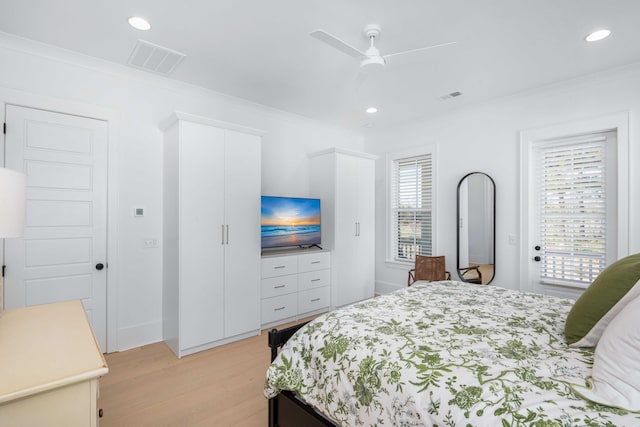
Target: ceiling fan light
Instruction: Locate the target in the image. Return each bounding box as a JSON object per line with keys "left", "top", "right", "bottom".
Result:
{"left": 128, "top": 16, "right": 151, "bottom": 31}
{"left": 360, "top": 56, "right": 385, "bottom": 69}
{"left": 585, "top": 29, "right": 611, "bottom": 42}
{"left": 366, "top": 107, "right": 378, "bottom": 114}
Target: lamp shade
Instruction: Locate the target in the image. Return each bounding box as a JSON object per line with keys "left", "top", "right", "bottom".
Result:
{"left": 0, "top": 168, "right": 27, "bottom": 238}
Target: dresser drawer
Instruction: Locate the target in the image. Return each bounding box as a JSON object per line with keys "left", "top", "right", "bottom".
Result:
{"left": 261, "top": 275, "right": 298, "bottom": 299}
{"left": 298, "top": 269, "right": 330, "bottom": 291}
{"left": 261, "top": 256, "right": 298, "bottom": 278}
{"left": 298, "top": 252, "right": 330, "bottom": 273}
{"left": 298, "top": 287, "right": 330, "bottom": 315}
{"left": 261, "top": 293, "right": 298, "bottom": 324}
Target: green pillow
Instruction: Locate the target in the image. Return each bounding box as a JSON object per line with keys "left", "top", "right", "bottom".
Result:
{"left": 565, "top": 253, "right": 640, "bottom": 347}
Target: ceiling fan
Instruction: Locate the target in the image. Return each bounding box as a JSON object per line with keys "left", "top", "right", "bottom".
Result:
{"left": 310, "top": 24, "right": 456, "bottom": 69}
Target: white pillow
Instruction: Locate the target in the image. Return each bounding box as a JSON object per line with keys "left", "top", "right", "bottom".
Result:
{"left": 573, "top": 296, "right": 640, "bottom": 411}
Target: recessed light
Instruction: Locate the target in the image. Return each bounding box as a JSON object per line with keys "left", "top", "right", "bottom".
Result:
{"left": 366, "top": 107, "right": 378, "bottom": 114}
{"left": 128, "top": 16, "right": 151, "bottom": 31}
{"left": 585, "top": 29, "right": 611, "bottom": 42}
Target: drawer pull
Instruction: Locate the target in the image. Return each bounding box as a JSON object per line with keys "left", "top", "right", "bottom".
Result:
{"left": 311, "top": 261, "right": 321, "bottom": 264}
{"left": 274, "top": 306, "right": 286, "bottom": 311}
{"left": 274, "top": 285, "right": 286, "bottom": 289}
{"left": 310, "top": 298, "right": 321, "bottom": 302}
{"left": 311, "top": 278, "right": 321, "bottom": 282}
{"left": 274, "top": 265, "right": 286, "bottom": 269}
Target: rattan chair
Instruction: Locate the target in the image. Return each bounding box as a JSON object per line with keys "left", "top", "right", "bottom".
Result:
{"left": 408, "top": 255, "right": 451, "bottom": 286}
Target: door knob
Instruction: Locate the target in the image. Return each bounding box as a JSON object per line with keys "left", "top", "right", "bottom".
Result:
{"left": 534, "top": 245, "right": 541, "bottom": 251}
{"left": 533, "top": 256, "right": 541, "bottom": 262}
{"left": 96, "top": 263, "right": 104, "bottom": 270}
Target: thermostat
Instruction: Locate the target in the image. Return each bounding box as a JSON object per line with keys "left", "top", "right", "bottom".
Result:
{"left": 134, "top": 208, "right": 145, "bottom": 217}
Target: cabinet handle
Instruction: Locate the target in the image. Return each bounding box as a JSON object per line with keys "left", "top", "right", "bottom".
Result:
{"left": 274, "top": 285, "right": 286, "bottom": 289}
{"left": 355, "top": 222, "right": 358, "bottom": 236}
{"left": 274, "top": 306, "right": 286, "bottom": 311}
{"left": 311, "top": 278, "right": 321, "bottom": 282}
{"left": 310, "top": 298, "right": 321, "bottom": 302}
{"left": 274, "top": 265, "right": 286, "bottom": 269}
{"left": 221, "top": 225, "right": 225, "bottom": 245}
{"left": 311, "top": 261, "right": 321, "bottom": 264}
{"left": 226, "top": 224, "right": 229, "bottom": 244}
{"left": 357, "top": 222, "right": 361, "bottom": 236}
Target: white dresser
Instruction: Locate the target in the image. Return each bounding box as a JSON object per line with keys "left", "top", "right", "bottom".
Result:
{"left": 0, "top": 300, "right": 108, "bottom": 426}
{"left": 261, "top": 251, "right": 331, "bottom": 327}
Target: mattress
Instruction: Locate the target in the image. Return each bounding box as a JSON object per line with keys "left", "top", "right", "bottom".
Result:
{"left": 265, "top": 281, "right": 639, "bottom": 426}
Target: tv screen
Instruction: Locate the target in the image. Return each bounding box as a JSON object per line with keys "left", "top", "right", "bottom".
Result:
{"left": 261, "top": 196, "right": 321, "bottom": 249}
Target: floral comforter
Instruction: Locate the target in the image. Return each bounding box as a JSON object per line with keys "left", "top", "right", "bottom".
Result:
{"left": 264, "top": 281, "right": 639, "bottom": 426}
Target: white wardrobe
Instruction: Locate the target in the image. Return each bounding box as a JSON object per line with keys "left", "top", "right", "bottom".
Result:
{"left": 161, "top": 112, "right": 264, "bottom": 358}
{"left": 309, "top": 148, "right": 377, "bottom": 308}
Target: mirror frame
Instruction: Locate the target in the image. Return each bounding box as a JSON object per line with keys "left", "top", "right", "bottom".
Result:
{"left": 456, "top": 172, "right": 496, "bottom": 285}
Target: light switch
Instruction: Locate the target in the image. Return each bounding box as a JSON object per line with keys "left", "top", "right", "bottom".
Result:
{"left": 134, "top": 208, "right": 144, "bottom": 217}
{"left": 143, "top": 238, "right": 158, "bottom": 248}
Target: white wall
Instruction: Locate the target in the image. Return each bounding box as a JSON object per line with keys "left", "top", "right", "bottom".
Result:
{"left": 0, "top": 34, "right": 363, "bottom": 351}
{"left": 366, "top": 63, "right": 640, "bottom": 294}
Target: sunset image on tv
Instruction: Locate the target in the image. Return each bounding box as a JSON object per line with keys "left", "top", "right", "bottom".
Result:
{"left": 261, "top": 196, "right": 321, "bottom": 248}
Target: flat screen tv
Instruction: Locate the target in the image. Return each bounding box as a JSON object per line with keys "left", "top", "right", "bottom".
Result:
{"left": 261, "top": 196, "right": 321, "bottom": 249}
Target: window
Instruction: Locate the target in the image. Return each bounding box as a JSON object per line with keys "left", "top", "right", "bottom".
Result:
{"left": 533, "top": 131, "right": 616, "bottom": 287}
{"left": 389, "top": 151, "right": 434, "bottom": 262}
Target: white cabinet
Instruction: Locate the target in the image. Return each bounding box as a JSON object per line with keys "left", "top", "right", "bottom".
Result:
{"left": 260, "top": 251, "right": 331, "bottom": 327}
{"left": 162, "top": 112, "right": 264, "bottom": 358}
{"left": 310, "top": 148, "right": 377, "bottom": 308}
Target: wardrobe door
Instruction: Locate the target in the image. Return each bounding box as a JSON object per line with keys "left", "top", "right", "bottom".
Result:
{"left": 333, "top": 153, "right": 361, "bottom": 308}
{"left": 223, "top": 130, "right": 261, "bottom": 337}
{"left": 354, "top": 156, "right": 376, "bottom": 300}
{"left": 179, "top": 121, "right": 226, "bottom": 349}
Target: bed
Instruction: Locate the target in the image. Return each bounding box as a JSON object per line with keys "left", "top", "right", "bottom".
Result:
{"left": 264, "top": 280, "right": 639, "bottom": 426}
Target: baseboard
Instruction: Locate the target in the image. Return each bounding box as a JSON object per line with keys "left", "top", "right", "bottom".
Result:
{"left": 375, "top": 280, "right": 404, "bottom": 295}
{"left": 117, "top": 319, "right": 163, "bottom": 352}
{"left": 178, "top": 329, "right": 261, "bottom": 358}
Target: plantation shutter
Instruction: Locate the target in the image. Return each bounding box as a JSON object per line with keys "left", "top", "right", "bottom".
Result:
{"left": 391, "top": 154, "right": 433, "bottom": 261}
{"left": 535, "top": 134, "right": 609, "bottom": 286}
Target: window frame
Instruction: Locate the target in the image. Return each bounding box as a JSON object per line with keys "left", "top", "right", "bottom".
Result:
{"left": 386, "top": 145, "right": 438, "bottom": 266}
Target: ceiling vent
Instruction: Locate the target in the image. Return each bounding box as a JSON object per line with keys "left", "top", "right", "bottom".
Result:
{"left": 439, "top": 91, "right": 462, "bottom": 100}
{"left": 127, "top": 39, "right": 186, "bottom": 75}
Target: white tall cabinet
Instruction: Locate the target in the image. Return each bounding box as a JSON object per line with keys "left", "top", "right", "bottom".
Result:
{"left": 161, "top": 112, "right": 264, "bottom": 358}
{"left": 309, "top": 148, "right": 377, "bottom": 308}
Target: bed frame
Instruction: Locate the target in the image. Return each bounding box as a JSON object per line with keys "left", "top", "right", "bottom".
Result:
{"left": 268, "top": 322, "right": 337, "bottom": 427}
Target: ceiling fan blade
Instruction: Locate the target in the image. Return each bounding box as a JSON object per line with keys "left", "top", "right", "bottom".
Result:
{"left": 383, "top": 41, "right": 457, "bottom": 59}
{"left": 310, "top": 29, "right": 365, "bottom": 58}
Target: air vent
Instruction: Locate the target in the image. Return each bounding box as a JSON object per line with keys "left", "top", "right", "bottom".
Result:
{"left": 439, "top": 91, "right": 463, "bottom": 100}
{"left": 127, "top": 39, "right": 186, "bottom": 75}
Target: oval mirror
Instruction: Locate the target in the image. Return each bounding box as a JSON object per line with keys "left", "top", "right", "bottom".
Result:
{"left": 457, "top": 172, "right": 495, "bottom": 284}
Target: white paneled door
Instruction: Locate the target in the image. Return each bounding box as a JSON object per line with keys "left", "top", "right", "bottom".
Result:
{"left": 3, "top": 105, "right": 108, "bottom": 350}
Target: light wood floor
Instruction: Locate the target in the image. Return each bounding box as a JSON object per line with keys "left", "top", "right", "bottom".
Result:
{"left": 99, "top": 320, "right": 308, "bottom": 427}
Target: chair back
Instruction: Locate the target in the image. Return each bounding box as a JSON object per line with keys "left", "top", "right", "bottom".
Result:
{"left": 414, "top": 255, "right": 448, "bottom": 281}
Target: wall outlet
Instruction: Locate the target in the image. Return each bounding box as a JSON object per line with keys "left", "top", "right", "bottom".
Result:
{"left": 143, "top": 238, "right": 158, "bottom": 248}
{"left": 508, "top": 234, "right": 517, "bottom": 245}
